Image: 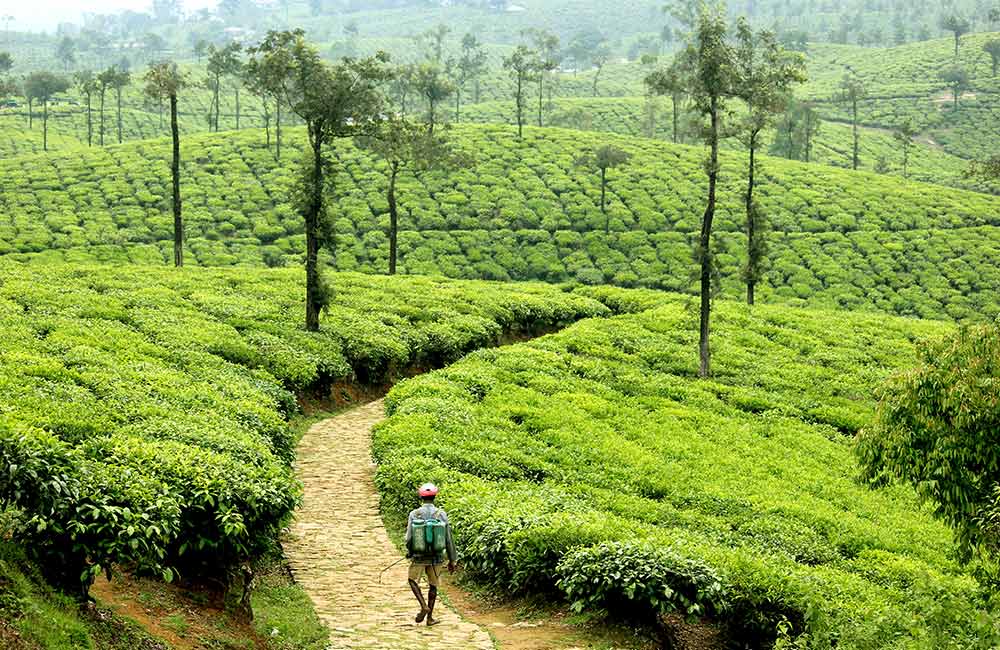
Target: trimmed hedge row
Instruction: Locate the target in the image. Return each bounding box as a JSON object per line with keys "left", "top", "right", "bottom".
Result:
{"left": 0, "top": 260, "right": 607, "bottom": 587}
{"left": 373, "top": 294, "right": 1000, "bottom": 647}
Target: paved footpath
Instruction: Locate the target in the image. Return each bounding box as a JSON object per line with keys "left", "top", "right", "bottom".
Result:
{"left": 286, "top": 400, "right": 495, "bottom": 650}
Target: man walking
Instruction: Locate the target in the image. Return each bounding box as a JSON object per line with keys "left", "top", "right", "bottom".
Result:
{"left": 405, "top": 482, "right": 456, "bottom": 627}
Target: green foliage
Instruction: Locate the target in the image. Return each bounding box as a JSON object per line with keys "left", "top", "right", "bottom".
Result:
{"left": 857, "top": 322, "right": 1000, "bottom": 565}
{"left": 3, "top": 124, "right": 1000, "bottom": 320}
{"left": 0, "top": 261, "right": 606, "bottom": 589}
{"left": 373, "top": 296, "right": 1000, "bottom": 646}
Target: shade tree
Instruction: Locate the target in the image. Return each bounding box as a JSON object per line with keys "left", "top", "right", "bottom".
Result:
{"left": 893, "top": 119, "right": 917, "bottom": 179}
{"left": 679, "top": 3, "right": 737, "bottom": 377}
{"left": 23, "top": 72, "right": 70, "bottom": 151}
{"left": 939, "top": 13, "right": 970, "bottom": 59}
{"left": 732, "top": 17, "right": 805, "bottom": 305}
{"left": 144, "top": 61, "right": 188, "bottom": 267}
{"left": 502, "top": 46, "right": 538, "bottom": 139}
{"left": 940, "top": 65, "right": 970, "bottom": 110}
{"left": 73, "top": 71, "right": 99, "bottom": 146}
{"left": 574, "top": 144, "right": 630, "bottom": 231}
{"left": 645, "top": 59, "right": 687, "bottom": 143}
{"left": 837, "top": 73, "right": 866, "bottom": 170}
{"left": 357, "top": 117, "right": 469, "bottom": 274}
{"left": 246, "top": 30, "right": 390, "bottom": 332}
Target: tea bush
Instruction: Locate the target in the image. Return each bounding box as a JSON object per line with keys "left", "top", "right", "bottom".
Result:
{"left": 3, "top": 124, "right": 999, "bottom": 321}
{"left": 373, "top": 296, "right": 1000, "bottom": 646}
{"left": 0, "top": 260, "right": 606, "bottom": 587}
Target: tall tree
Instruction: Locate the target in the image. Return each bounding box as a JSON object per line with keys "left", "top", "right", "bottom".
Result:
{"left": 96, "top": 67, "right": 115, "bottom": 146}
{"left": 683, "top": 2, "right": 736, "bottom": 378}
{"left": 0, "top": 52, "right": 11, "bottom": 76}
{"left": 243, "top": 40, "right": 288, "bottom": 160}
{"left": 388, "top": 63, "right": 416, "bottom": 118}
{"left": 645, "top": 59, "right": 686, "bottom": 143}
{"left": 357, "top": 117, "right": 467, "bottom": 274}
{"left": 206, "top": 44, "right": 224, "bottom": 131}
{"left": 939, "top": 13, "right": 970, "bottom": 59}
{"left": 246, "top": 30, "right": 390, "bottom": 332}
{"left": 985, "top": 39, "right": 1000, "bottom": 77}
{"left": 590, "top": 42, "right": 612, "bottom": 97}
{"left": 837, "top": 73, "right": 866, "bottom": 170}
{"left": 733, "top": 18, "right": 805, "bottom": 305}
{"left": 56, "top": 36, "right": 76, "bottom": 71}
{"left": 574, "top": 144, "right": 630, "bottom": 231}
{"left": 74, "top": 71, "right": 98, "bottom": 146}
{"left": 144, "top": 62, "right": 188, "bottom": 267}
{"left": 101, "top": 65, "right": 131, "bottom": 144}
{"left": 207, "top": 42, "right": 244, "bottom": 130}
{"left": 941, "top": 65, "right": 970, "bottom": 110}
{"left": 525, "top": 29, "right": 560, "bottom": 126}
{"left": 420, "top": 24, "right": 451, "bottom": 64}
{"left": 893, "top": 119, "right": 917, "bottom": 179}
{"left": 413, "top": 63, "right": 453, "bottom": 134}
{"left": 459, "top": 33, "right": 488, "bottom": 104}
{"left": 503, "top": 45, "right": 537, "bottom": 139}
{"left": 24, "top": 72, "right": 70, "bottom": 151}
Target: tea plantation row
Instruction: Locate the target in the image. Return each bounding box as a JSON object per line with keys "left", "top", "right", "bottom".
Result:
{"left": 373, "top": 294, "right": 1000, "bottom": 648}
{"left": 0, "top": 260, "right": 607, "bottom": 586}
{"left": 459, "top": 96, "right": 997, "bottom": 193}
{"left": 2, "top": 124, "right": 999, "bottom": 320}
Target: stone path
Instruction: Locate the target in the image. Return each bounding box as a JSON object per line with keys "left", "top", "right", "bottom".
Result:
{"left": 286, "top": 400, "right": 495, "bottom": 650}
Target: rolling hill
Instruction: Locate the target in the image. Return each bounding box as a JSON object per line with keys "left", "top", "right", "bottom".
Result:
{"left": 2, "top": 124, "right": 999, "bottom": 321}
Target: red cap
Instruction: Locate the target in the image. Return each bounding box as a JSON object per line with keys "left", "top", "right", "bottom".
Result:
{"left": 418, "top": 482, "right": 439, "bottom": 497}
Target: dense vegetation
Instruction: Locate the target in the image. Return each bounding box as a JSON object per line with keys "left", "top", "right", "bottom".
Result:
{"left": 0, "top": 261, "right": 606, "bottom": 590}
{"left": 2, "top": 124, "right": 998, "bottom": 320}
{"left": 373, "top": 292, "right": 1000, "bottom": 647}
{"left": 461, "top": 96, "right": 1000, "bottom": 193}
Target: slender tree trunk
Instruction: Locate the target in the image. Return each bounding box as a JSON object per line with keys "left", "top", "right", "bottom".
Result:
{"left": 99, "top": 92, "right": 105, "bottom": 145}
{"left": 851, "top": 97, "right": 859, "bottom": 170}
{"left": 170, "top": 93, "right": 183, "bottom": 267}
{"left": 116, "top": 87, "right": 123, "bottom": 144}
{"left": 600, "top": 167, "right": 607, "bottom": 217}
{"left": 672, "top": 94, "right": 679, "bottom": 143}
{"left": 804, "top": 109, "right": 813, "bottom": 163}
{"left": 954, "top": 34, "right": 959, "bottom": 58}
{"left": 699, "top": 98, "right": 719, "bottom": 379}
{"left": 27, "top": 98, "right": 32, "bottom": 128}
{"left": 455, "top": 86, "right": 461, "bottom": 121}
{"left": 516, "top": 74, "right": 524, "bottom": 138}
{"left": 538, "top": 76, "right": 544, "bottom": 127}
{"left": 474, "top": 78, "right": 480, "bottom": 103}
{"left": 235, "top": 88, "right": 240, "bottom": 130}
{"left": 213, "top": 76, "right": 220, "bottom": 131}
{"left": 305, "top": 128, "right": 324, "bottom": 331}
{"left": 86, "top": 94, "right": 93, "bottom": 146}
{"left": 746, "top": 131, "right": 757, "bottom": 306}
{"left": 42, "top": 99, "right": 48, "bottom": 151}
{"left": 388, "top": 164, "right": 398, "bottom": 275}
{"left": 276, "top": 99, "right": 282, "bottom": 161}
{"left": 592, "top": 67, "right": 601, "bottom": 97}
{"left": 428, "top": 99, "right": 436, "bottom": 135}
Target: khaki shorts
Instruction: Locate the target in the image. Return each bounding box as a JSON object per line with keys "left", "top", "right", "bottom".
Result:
{"left": 408, "top": 562, "right": 442, "bottom": 587}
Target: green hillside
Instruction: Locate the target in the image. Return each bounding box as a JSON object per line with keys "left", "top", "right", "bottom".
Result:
{"left": 0, "top": 260, "right": 606, "bottom": 592}
{"left": 460, "top": 96, "right": 999, "bottom": 193}
{"left": 2, "top": 124, "right": 999, "bottom": 320}
{"left": 801, "top": 34, "right": 1000, "bottom": 160}
{"left": 374, "top": 291, "right": 1000, "bottom": 647}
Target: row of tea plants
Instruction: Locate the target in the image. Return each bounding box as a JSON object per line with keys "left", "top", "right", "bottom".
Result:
{"left": 373, "top": 292, "right": 1000, "bottom": 647}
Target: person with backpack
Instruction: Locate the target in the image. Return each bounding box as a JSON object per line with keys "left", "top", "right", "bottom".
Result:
{"left": 404, "top": 482, "right": 456, "bottom": 627}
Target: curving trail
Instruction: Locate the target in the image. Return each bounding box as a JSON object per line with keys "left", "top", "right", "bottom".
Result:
{"left": 285, "top": 400, "right": 495, "bottom": 650}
